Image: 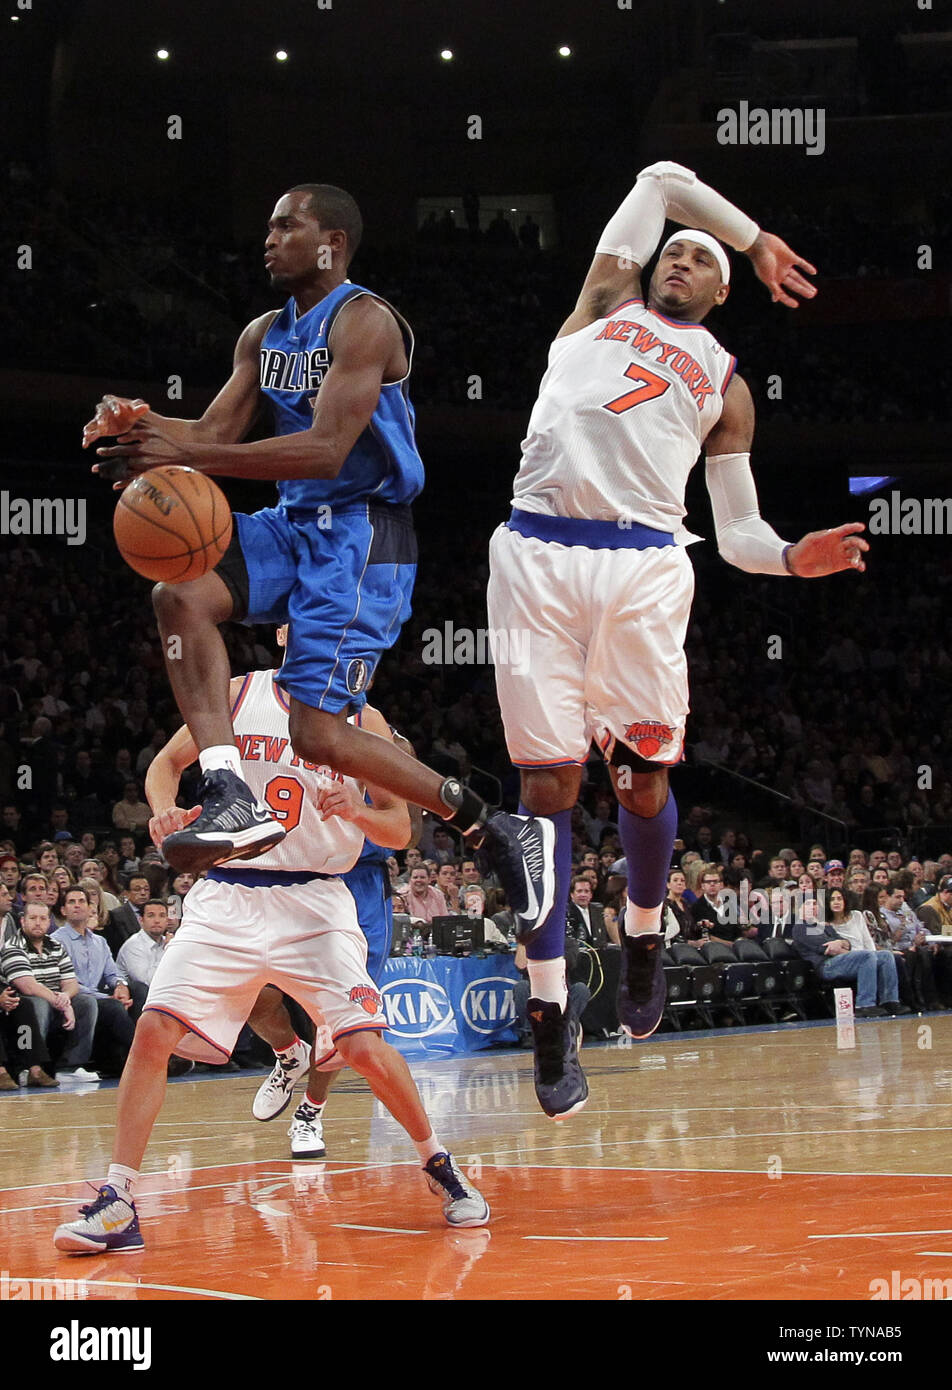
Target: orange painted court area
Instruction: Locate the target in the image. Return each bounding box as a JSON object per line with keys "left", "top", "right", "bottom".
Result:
{"left": 4, "top": 1023, "right": 952, "bottom": 1301}
{"left": 4, "top": 1163, "right": 952, "bottom": 1301}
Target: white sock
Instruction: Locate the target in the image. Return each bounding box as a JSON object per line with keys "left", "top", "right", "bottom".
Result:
{"left": 414, "top": 1131, "right": 444, "bottom": 1164}
{"left": 107, "top": 1163, "right": 139, "bottom": 1199}
{"left": 199, "top": 745, "right": 242, "bottom": 777}
{"left": 527, "top": 958, "right": 568, "bottom": 1011}
{"left": 625, "top": 901, "right": 663, "bottom": 936}
{"left": 302, "top": 1093, "right": 327, "bottom": 1114}
{"left": 275, "top": 1037, "right": 303, "bottom": 1058}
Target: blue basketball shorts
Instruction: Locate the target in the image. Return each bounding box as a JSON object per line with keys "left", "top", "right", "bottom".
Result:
{"left": 342, "top": 858, "right": 394, "bottom": 983}
{"left": 215, "top": 501, "right": 417, "bottom": 714}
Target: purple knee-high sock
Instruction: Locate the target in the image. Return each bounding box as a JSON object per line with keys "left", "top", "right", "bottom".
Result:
{"left": 521, "top": 806, "right": 573, "bottom": 962}
{"left": 618, "top": 790, "right": 678, "bottom": 930}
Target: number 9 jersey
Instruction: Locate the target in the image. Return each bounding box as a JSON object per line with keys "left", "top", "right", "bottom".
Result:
{"left": 228, "top": 668, "right": 365, "bottom": 875}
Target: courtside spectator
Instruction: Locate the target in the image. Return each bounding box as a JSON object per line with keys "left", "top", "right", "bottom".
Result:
{"left": 436, "top": 862, "right": 462, "bottom": 913}
{"left": 567, "top": 875, "right": 617, "bottom": 947}
{"left": 790, "top": 914, "right": 906, "bottom": 1018}
{"left": 52, "top": 889, "right": 134, "bottom": 1077}
{"left": 80, "top": 859, "right": 120, "bottom": 912}
{"left": 663, "top": 868, "right": 693, "bottom": 944}
{"left": 116, "top": 899, "right": 170, "bottom": 1015}
{"left": 828, "top": 887, "right": 916, "bottom": 1011}
{"left": 404, "top": 866, "right": 448, "bottom": 924}
{"left": 104, "top": 874, "right": 151, "bottom": 957}
{"left": 1, "top": 901, "right": 97, "bottom": 1079}
{"left": 461, "top": 887, "right": 509, "bottom": 949}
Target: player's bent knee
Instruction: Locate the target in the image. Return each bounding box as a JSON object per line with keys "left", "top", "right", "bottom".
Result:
{"left": 335, "top": 1029, "right": 386, "bottom": 1075}
{"left": 152, "top": 573, "right": 233, "bottom": 628}
{"left": 519, "top": 765, "right": 581, "bottom": 817}
{"left": 611, "top": 761, "right": 669, "bottom": 817}
{"left": 132, "top": 1010, "right": 186, "bottom": 1063}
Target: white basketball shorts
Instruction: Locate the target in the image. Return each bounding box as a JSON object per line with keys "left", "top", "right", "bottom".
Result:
{"left": 144, "top": 876, "right": 387, "bottom": 1064}
{"left": 487, "top": 523, "right": 694, "bottom": 767}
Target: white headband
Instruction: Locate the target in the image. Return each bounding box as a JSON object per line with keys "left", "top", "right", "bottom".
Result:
{"left": 660, "top": 229, "right": 731, "bottom": 285}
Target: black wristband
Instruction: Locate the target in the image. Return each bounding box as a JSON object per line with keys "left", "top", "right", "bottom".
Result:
{"left": 439, "top": 779, "right": 487, "bottom": 833}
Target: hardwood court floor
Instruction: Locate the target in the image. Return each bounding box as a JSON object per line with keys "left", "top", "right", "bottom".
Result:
{"left": 2, "top": 1016, "right": 952, "bottom": 1300}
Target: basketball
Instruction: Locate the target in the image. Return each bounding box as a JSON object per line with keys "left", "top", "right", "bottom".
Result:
{"left": 113, "top": 465, "right": 232, "bottom": 584}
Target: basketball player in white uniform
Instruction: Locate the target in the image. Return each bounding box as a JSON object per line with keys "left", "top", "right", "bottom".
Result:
{"left": 54, "top": 666, "right": 489, "bottom": 1254}
{"left": 488, "top": 160, "right": 869, "bottom": 1117}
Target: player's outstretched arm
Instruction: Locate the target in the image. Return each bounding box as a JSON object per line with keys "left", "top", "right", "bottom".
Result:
{"left": 88, "top": 312, "right": 277, "bottom": 486}
{"left": 704, "top": 376, "right": 867, "bottom": 578}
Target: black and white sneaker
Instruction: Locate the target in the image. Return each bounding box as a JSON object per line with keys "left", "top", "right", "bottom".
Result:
{"left": 477, "top": 812, "right": 555, "bottom": 943}
{"left": 288, "top": 1100, "right": 327, "bottom": 1159}
{"left": 527, "top": 994, "right": 589, "bottom": 1120}
{"left": 252, "top": 1040, "right": 311, "bottom": 1121}
{"left": 162, "top": 769, "right": 286, "bottom": 874}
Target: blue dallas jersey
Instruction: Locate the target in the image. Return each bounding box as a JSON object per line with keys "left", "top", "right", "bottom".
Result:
{"left": 258, "top": 280, "right": 424, "bottom": 511}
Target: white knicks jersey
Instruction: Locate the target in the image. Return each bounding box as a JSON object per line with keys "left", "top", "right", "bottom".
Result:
{"left": 230, "top": 669, "right": 365, "bottom": 874}
{"left": 512, "top": 296, "right": 736, "bottom": 534}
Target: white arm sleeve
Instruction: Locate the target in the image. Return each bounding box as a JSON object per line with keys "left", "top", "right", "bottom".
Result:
{"left": 705, "top": 453, "right": 793, "bottom": 576}
{"left": 596, "top": 161, "right": 760, "bottom": 266}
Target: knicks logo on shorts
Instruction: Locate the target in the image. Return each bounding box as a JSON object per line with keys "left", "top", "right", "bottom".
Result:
{"left": 624, "top": 720, "right": 674, "bottom": 759}
{"left": 349, "top": 985, "right": 383, "bottom": 1016}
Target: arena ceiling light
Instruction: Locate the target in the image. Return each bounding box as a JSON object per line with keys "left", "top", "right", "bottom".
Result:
{"left": 156, "top": 48, "right": 170, "bottom": 60}
{"left": 440, "top": 48, "right": 454, "bottom": 61}
{"left": 275, "top": 49, "right": 289, "bottom": 62}
{"left": 558, "top": 45, "right": 572, "bottom": 57}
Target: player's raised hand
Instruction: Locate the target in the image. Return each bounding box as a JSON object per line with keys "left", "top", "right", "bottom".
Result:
{"left": 786, "top": 523, "right": 868, "bottom": 578}
{"left": 746, "top": 231, "right": 817, "bottom": 309}
{"left": 82, "top": 395, "right": 150, "bottom": 449}
{"left": 316, "top": 781, "right": 364, "bottom": 823}
{"left": 150, "top": 804, "right": 202, "bottom": 849}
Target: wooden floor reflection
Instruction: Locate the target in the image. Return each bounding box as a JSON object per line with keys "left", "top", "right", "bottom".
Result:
{"left": 3, "top": 1016, "right": 952, "bottom": 1300}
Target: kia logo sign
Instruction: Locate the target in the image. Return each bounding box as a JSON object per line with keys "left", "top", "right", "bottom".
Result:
{"left": 381, "top": 978, "right": 453, "bottom": 1037}
{"left": 460, "top": 976, "right": 516, "bottom": 1035}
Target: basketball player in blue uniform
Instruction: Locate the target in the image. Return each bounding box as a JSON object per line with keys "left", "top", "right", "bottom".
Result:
{"left": 85, "top": 183, "right": 552, "bottom": 936}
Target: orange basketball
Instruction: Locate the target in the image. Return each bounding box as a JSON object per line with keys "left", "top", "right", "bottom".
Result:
{"left": 113, "top": 466, "right": 232, "bottom": 584}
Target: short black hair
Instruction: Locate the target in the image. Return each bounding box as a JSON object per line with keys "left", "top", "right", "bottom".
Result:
{"left": 286, "top": 183, "right": 363, "bottom": 262}
{"left": 142, "top": 898, "right": 169, "bottom": 913}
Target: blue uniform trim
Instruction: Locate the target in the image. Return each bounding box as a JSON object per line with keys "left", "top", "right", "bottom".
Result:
{"left": 507, "top": 507, "right": 675, "bottom": 550}
{"left": 207, "top": 867, "right": 335, "bottom": 888}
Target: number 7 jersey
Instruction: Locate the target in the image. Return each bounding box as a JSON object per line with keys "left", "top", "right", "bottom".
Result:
{"left": 229, "top": 668, "right": 365, "bottom": 874}
{"left": 512, "top": 296, "right": 736, "bottom": 534}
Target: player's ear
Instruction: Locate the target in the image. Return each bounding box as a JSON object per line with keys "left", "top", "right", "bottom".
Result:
{"left": 715, "top": 283, "right": 730, "bottom": 306}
